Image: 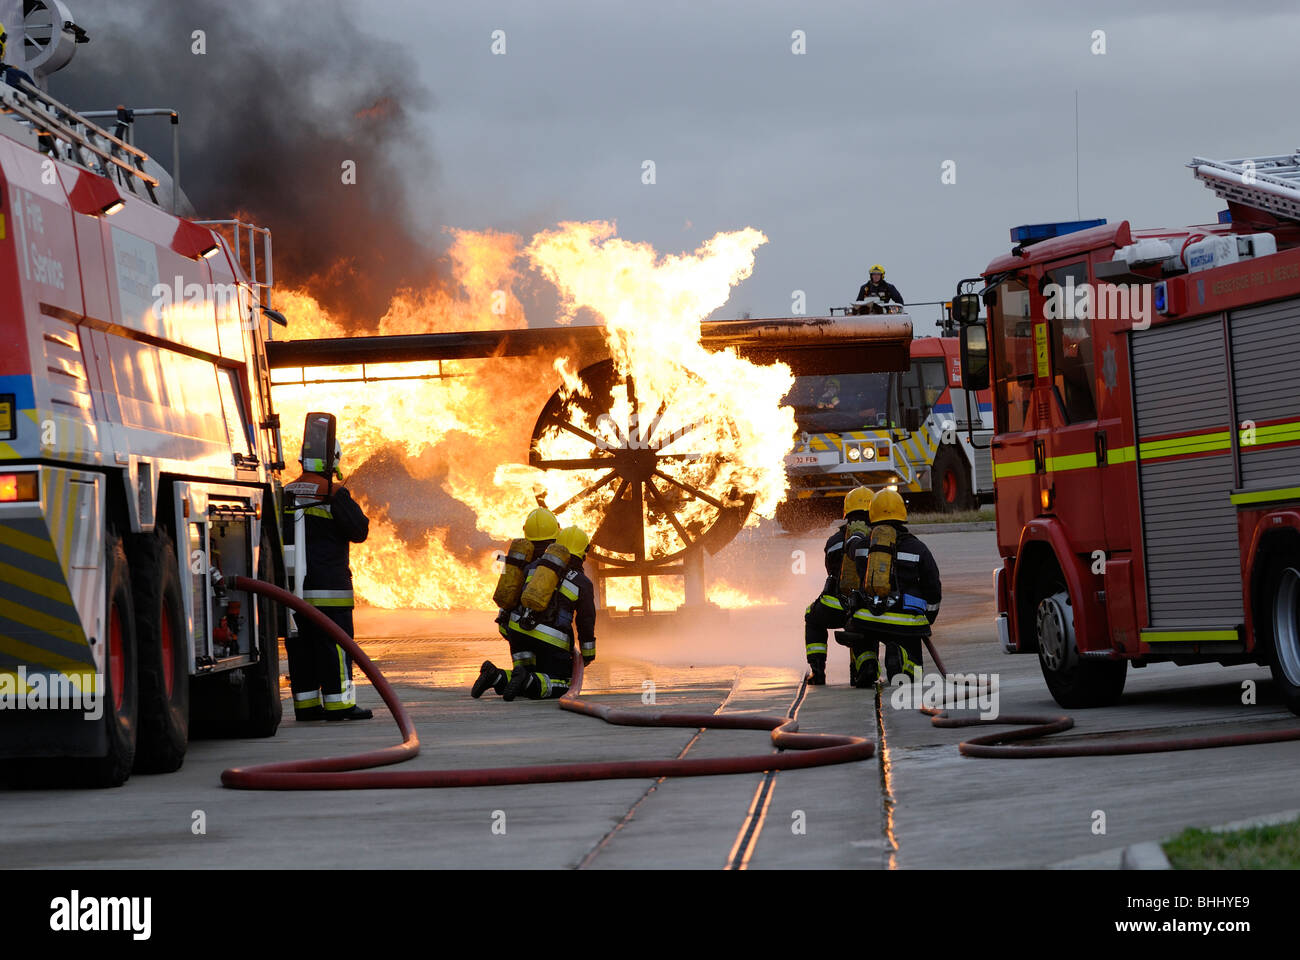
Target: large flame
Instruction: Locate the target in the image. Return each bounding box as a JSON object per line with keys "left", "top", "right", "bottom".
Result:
{"left": 271, "top": 222, "right": 794, "bottom": 611}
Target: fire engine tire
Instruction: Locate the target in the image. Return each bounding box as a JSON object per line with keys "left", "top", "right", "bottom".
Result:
{"left": 1034, "top": 587, "right": 1127, "bottom": 708}
{"left": 931, "top": 447, "right": 974, "bottom": 513}
{"left": 84, "top": 534, "right": 140, "bottom": 787}
{"left": 1262, "top": 560, "right": 1300, "bottom": 717}
{"left": 190, "top": 530, "right": 283, "bottom": 739}
{"left": 130, "top": 529, "right": 189, "bottom": 774}
{"left": 240, "top": 529, "right": 284, "bottom": 738}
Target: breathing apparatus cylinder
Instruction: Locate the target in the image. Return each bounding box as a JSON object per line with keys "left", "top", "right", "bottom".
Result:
{"left": 493, "top": 538, "right": 536, "bottom": 610}
{"left": 519, "top": 543, "right": 573, "bottom": 622}
{"left": 865, "top": 524, "right": 898, "bottom": 598}
{"left": 838, "top": 520, "right": 870, "bottom": 596}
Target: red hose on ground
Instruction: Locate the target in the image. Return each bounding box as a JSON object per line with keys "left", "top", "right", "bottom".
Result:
{"left": 222, "top": 577, "right": 875, "bottom": 790}
{"left": 919, "top": 636, "right": 1300, "bottom": 757}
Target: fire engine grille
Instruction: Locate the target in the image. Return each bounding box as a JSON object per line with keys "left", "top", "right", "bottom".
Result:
{"left": 1131, "top": 314, "right": 1243, "bottom": 627}
{"left": 42, "top": 316, "right": 93, "bottom": 413}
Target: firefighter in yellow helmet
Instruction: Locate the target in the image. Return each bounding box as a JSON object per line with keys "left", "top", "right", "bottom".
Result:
{"left": 500, "top": 525, "right": 597, "bottom": 701}
{"left": 845, "top": 489, "right": 942, "bottom": 683}
{"left": 472, "top": 507, "right": 560, "bottom": 698}
{"left": 0, "top": 24, "right": 35, "bottom": 90}
{"left": 802, "top": 487, "right": 874, "bottom": 685}
{"left": 855, "top": 264, "right": 905, "bottom": 306}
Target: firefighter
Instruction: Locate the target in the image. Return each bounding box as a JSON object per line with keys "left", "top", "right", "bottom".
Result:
{"left": 472, "top": 507, "right": 560, "bottom": 698}
{"left": 847, "top": 489, "right": 941, "bottom": 683}
{"left": 803, "top": 486, "right": 874, "bottom": 686}
{"left": 855, "top": 264, "right": 905, "bottom": 306}
{"left": 0, "top": 25, "right": 35, "bottom": 90}
{"left": 283, "top": 435, "right": 373, "bottom": 720}
{"left": 502, "top": 525, "right": 597, "bottom": 701}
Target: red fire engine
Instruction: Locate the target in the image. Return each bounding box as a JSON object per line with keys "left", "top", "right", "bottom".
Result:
{"left": 957, "top": 154, "right": 1300, "bottom": 715}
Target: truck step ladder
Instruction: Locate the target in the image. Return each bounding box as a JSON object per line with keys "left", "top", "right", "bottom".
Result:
{"left": 1189, "top": 153, "right": 1300, "bottom": 222}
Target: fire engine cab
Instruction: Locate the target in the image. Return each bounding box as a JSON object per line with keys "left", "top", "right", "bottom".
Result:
{"left": 956, "top": 153, "right": 1300, "bottom": 715}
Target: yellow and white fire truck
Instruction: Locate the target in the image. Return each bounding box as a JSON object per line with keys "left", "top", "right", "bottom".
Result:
{"left": 778, "top": 304, "right": 994, "bottom": 529}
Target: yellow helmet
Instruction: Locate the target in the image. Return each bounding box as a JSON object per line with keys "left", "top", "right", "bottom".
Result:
{"left": 869, "top": 489, "right": 907, "bottom": 524}
{"left": 556, "top": 525, "right": 590, "bottom": 560}
{"left": 844, "top": 486, "right": 874, "bottom": 517}
{"left": 523, "top": 507, "right": 560, "bottom": 542}
{"left": 870, "top": 264, "right": 886, "bottom": 276}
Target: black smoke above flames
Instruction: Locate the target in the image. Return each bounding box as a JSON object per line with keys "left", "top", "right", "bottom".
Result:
{"left": 50, "top": 0, "right": 439, "bottom": 325}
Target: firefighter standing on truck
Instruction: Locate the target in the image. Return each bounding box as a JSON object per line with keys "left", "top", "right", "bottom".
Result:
{"left": 472, "top": 507, "right": 560, "bottom": 698}
{"left": 848, "top": 489, "right": 941, "bottom": 682}
{"left": 283, "top": 429, "right": 373, "bottom": 721}
{"left": 803, "top": 486, "right": 874, "bottom": 686}
{"left": 502, "top": 525, "right": 596, "bottom": 701}
{"left": 855, "top": 264, "right": 905, "bottom": 305}
{"left": 0, "top": 24, "right": 36, "bottom": 90}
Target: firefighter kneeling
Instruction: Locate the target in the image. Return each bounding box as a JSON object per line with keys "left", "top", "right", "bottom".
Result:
{"left": 845, "top": 489, "right": 941, "bottom": 684}
{"left": 501, "top": 525, "right": 597, "bottom": 701}
{"left": 804, "top": 486, "right": 874, "bottom": 686}
{"left": 472, "top": 507, "right": 560, "bottom": 699}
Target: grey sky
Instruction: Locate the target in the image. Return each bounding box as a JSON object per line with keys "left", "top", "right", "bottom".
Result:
{"left": 370, "top": 0, "right": 1300, "bottom": 334}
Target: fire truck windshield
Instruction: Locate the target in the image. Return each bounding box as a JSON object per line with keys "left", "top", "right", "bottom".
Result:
{"left": 784, "top": 372, "right": 891, "bottom": 433}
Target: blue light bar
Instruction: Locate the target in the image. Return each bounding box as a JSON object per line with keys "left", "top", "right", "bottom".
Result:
{"left": 1009, "top": 219, "right": 1107, "bottom": 244}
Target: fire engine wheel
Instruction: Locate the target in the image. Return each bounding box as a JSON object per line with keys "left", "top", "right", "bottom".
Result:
{"left": 931, "top": 446, "right": 974, "bottom": 513}
{"left": 241, "top": 527, "right": 284, "bottom": 737}
{"left": 1035, "top": 586, "right": 1126, "bottom": 708}
{"left": 1264, "top": 562, "right": 1300, "bottom": 716}
{"left": 530, "top": 359, "right": 753, "bottom": 567}
{"left": 130, "top": 528, "right": 189, "bottom": 773}
{"left": 85, "top": 534, "right": 140, "bottom": 787}
{"left": 190, "top": 529, "right": 283, "bottom": 738}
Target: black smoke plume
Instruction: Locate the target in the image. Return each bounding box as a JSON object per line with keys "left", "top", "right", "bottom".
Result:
{"left": 50, "top": 0, "right": 438, "bottom": 325}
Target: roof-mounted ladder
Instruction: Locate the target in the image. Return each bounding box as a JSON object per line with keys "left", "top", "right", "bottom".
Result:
{"left": 0, "top": 76, "right": 161, "bottom": 205}
{"left": 1189, "top": 153, "right": 1300, "bottom": 222}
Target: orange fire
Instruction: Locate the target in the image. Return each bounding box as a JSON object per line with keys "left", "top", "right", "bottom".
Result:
{"left": 271, "top": 221, "right": 794, "bottom": 611}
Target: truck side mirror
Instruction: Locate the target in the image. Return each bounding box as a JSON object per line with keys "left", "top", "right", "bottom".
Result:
{"left": 960, "top": 324, "right": 989, "bottom": 391}
{"left": 902, "top": 407, "right": 922, "bottom": 432}
{"left": 952, "top": 293, "right": 982, "bottom": 325}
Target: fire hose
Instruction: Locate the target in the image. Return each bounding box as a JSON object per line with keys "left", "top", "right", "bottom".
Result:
{"left": 221, "top": 577, "right": 874, "bottom": 790}
{"left": 918, "top": 637, "right": 1300, "bottom": 757}
{"left": 221, "top": 577, "right": 1300, "bottom": 787}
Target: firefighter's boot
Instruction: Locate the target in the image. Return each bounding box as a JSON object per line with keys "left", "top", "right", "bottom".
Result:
{"left": 502, "top": 665, "right": 535, "bottom": 702}
{"left": 472, "top": 660, "right": 508, "bottom": 699}
{"left": 853, "top": 649, "right": 879, "bottom": 688}
{"left": 807, "top": 654, "right": 827, "bottom": 686}
{"left": 884, "top": 641, "right": 922, "bottom": 683}
{"left": 293, "top": 689, "right": 325, "bottom": 721}
{"left": 326, "top": 705, "right": 374, "bottom": 721}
